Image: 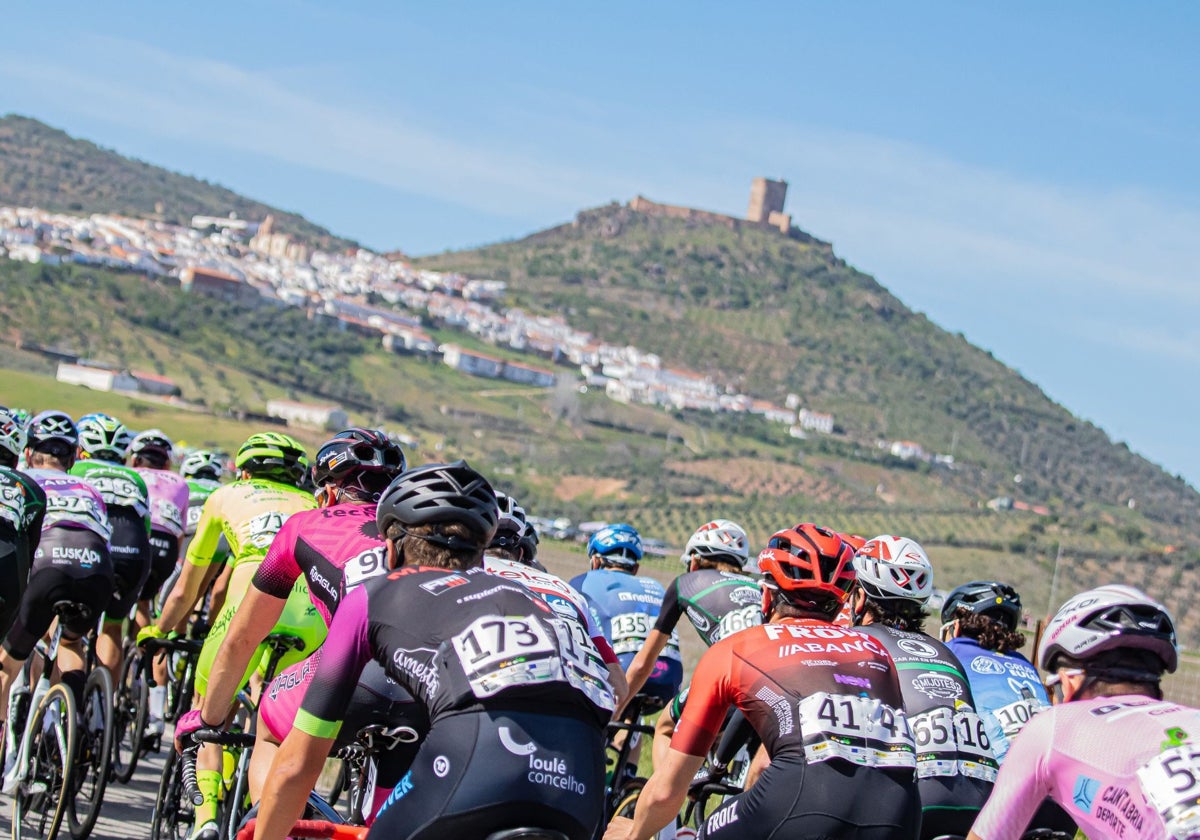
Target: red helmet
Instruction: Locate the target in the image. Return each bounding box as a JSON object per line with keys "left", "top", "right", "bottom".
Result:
{"left": 758, "top": 523, "right": 855, "bottom": 610}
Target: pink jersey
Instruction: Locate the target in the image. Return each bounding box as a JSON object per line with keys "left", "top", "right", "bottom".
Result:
{"left": 484, "top": 555, "right": 618, "bottom": 665}
{"left": 137, "top": 468, "right": 191, "bottom": 538}
{"left": 252, "top": 502, "right": 387, "bottom": 627}
{"left": 973, "top": 695, "right": 1200, "bottom": 840}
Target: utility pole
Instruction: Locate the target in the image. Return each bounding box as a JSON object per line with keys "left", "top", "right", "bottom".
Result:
{"left": 1047, "top": 544, "right": 1065, "bottom": 619}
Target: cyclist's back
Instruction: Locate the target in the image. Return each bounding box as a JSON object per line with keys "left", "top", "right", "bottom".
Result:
{"left": 970, "top": 585, "right": 1195, "bottom": 840}
{"left": 0, "top": 406, "right": 47, "bottom": 639}
{"left": 571, "top": 523, "right": 682, "bottom": 706}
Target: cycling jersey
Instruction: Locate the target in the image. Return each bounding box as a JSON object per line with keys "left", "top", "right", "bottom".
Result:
{"left": 28, "top": 469, "right": 111, "bottom": 543}
{"left": 139, "top": 469, "right": 190, "bottom": 539}
{"left": 570, "top": 568, "right": 682, "bottom": 702}
{"left": 0, "top": 467, "right": 47, "bottom": 638}
{"left": 296, "top": 566, "right": 613, "bottom": 840}
{"left": 253, "top": 502, "right": 388, "bottom": 625}
{"left": 972, "top": 695, "right": 1200, "bottom": 840}
{"left": 485, "top": 555, "right": 617, "bottom": 665}
{"left": 946, "top": 637, "right": 1049, "bottom": 763}
{"left": 138, "top": 468, "right": 191, "bottom": 601}
{"left": 183, "top": 476, "right": 221, "bottom": 537}
{"left": 859, "top": 624, "right": 996, "bottom": 838}
{"left": 673, "top": 618, "right": 919, "bottom": 838}
{"left": 655, "top": 567, "right": 762, "bottom": 645}
{"left": 186, "top": 477, "right": 315, "bottom": 568}
{"left": 70, "top": 460, "right": 151, "bottom": 617}
{"left": 188, "top": 478, "right": 320, "bottom": 695}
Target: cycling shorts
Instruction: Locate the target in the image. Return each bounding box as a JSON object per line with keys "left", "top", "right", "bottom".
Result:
{"left": 0, "top": 524, "right": 26, "bottom": 642}
{"left": 194, "top": 561, "right": 327, "bottom": 697}
{"left": 917, "top": 774, "right": 992, "bottom": 839}
{"left": 696, "top": 755, "right": 920, "bottom": 840}
{"left": 140, "top": 529, "right": 179, "bottom": 602}
{"left": 5, "top": 530, "right": 113, "bottom": 660}
{"left": 106, "top": 507, "right": 151, "bottom": 620}
{"left": 371, "top": 709, "right": 605, "bottom": 840}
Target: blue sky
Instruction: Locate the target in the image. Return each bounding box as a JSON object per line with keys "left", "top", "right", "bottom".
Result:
{"left": 3, "top": 3, "right": 1198, "bottom": 490}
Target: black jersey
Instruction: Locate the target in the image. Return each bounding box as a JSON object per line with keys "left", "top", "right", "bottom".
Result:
{"left": 296, "top": 565, "right": 615, "bottom": 740}
{"left": 653, "top": 568, "right": 762, "bottom": 646}
{"left": 857, "top": 624, "right": 996, "bottom": 832}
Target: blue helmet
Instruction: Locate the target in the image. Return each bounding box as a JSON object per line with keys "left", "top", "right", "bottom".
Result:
{"left": 587, "top": 523, "right": 644, "bottom": 568}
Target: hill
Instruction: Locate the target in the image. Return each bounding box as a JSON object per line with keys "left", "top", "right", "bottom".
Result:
{"left": 418, "top": 202, "right": 1199, "bottom": 530}
{"left": 0, "top": 115, "right": 355, "bottom": 251}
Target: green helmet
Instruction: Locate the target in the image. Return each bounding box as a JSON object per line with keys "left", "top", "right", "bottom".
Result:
{"left": 76, "top": 413, "right": 133, "bottom": 463}
{"left": 235, "top": 432, "right": 309, "bottom": 487}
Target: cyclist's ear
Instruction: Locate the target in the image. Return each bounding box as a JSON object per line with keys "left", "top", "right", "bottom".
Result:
{"left": 386, "top": 537, "right": 401, "bottom": 570}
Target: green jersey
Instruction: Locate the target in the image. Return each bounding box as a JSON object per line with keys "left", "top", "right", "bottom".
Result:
{"left": 70, "top": 459, "right": 151, "bottom": 530}
{"left": 0, "top": 467, "right": 47, "bottom": 535}
{"left": 184, "top": 476, "right": 222, "bottom": 537}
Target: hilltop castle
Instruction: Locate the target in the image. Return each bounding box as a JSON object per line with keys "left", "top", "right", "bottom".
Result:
{"left": 628, "top": 177, "right": 793, "bottom": 236}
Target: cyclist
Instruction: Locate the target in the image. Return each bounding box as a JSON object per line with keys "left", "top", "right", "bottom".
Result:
{"left": 606, "top": 523, "right": 919, "bottom": 840}
{"left": 71, "top": 412, "right": 152, "bottom": 679}
{"left": 571, "top": 523, "right": 683, "bottom": 712}
{"left": 0, "top": 407, "right": 46, "bottom": 641}
{"left": 254, "top": 461, "right": 614, "bottom": 840}
{"left": 180, "top": 428, "right": 412, "bottom": 815}
{"left": 940, "top": 580, "right": 1047, "bottom": 763}
{"left": 968, "top": 584, "right": 1195, "bottom": 840}
{"left": 623, "top": 519, "right": 758, "bottom": 708}
{"left": 483, "top": 492, "right": 627, "bottom": 708}
{"left": 849, "top": 535, "right": 996, "bottom": 839}
{"left": 0, "top": 411, "right": 114, "bottom": 789}
{"left": 145, "top": 431, "right": 318, "bottom": 840}
{"left": 180, "top": 448, "right": 225, "bottom": 545}
{"left": 128, "top": 428, "right": 192, "bottom": 737}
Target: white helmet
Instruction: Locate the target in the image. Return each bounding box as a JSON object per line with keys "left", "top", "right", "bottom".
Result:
{"left": 852, "top": 535, "right": 934, "bottom": 603}
{"left": 1038, "top": 585, "right": 1178, "bottom": 674}
{"left": 180, "top": 450, "right": 225, "bottom": 481}
{"left": 0, "top": 407, "right": 26, "bottom": 462}
{"left": 681, "top": 519, "right": 750, "bottom": 569}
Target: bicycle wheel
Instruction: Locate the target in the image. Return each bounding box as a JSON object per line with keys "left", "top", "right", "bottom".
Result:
{"left": 12, "top": 683, "right": 78, "bottom": 840}
{"left": 612, "top": 777, "right": 645, "bottom": 820}
{"left": 150, "top": 747, "right": 193, "bottom": 840}
{"left": 111, "top": 645, "right": 147, "bottom": 783}
{"left": 68, "top": 666, "right": 115, "bottom": 839}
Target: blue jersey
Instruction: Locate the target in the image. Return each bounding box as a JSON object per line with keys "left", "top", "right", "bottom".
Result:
{"left": 946, "top": 637, "right": 1049, "bottom": 763}
{"left": 570, "top": 568, "right": 683, "bottom": 697}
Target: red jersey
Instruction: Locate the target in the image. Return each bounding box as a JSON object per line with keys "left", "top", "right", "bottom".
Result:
{"left": 673, "top": 618, "right": 916, "bottom": 772}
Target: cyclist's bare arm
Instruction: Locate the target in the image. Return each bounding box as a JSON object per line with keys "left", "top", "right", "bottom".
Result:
{"left": 619, "top": 629, "right": 670, "bottom": 715}
{"left": 605, "top": 747, "right": 705, "bottom": 840}
{"left": 651, "top": 702, "right": 677, "bottom": 770}
{"left": 607, "top": 662, "right": 630, "bottom": 714}
{"left": 155, "top": 559, "right": 215, "bottom": 633}
{"left": 255, "top": 729, "right": 336, "bottom": 840}
{"left": 199, "top": 585, "right": 288, "bottom": 723}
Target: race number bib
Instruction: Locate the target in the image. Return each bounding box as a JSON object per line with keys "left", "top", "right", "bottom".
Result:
{"left": 993, "top": 698, "right": 1040, "bottom": 738}
{"left": 342, "top": 547, "right": 389, "bottom": 592}
{"left": 153, "top": 498, "right": 185, "bottom": 537}
{"left": 910, "top": 707, "right": 996, "bottom": 780}
{"left": 798, "top": 691, "right": 915, "bottom": 770}
{"left": 716, "top": 606, "right": 760, "bottom": 642}
{"left": 247, "top": 511, "right": 286, "bottom": 549}
{"left": 45, "top": 493, "right": 111, "bottom": 539}
{"left": 549, "top": 616, "right": 615, "bottom": 711}
{"left": 88, "top": 474, "right": 146, "bottom": 511}
{"left": 1137, "top": 744, "right": 1200, "bottom": 839}
{"left": 610, "top": 611, "right": 653, "bottom": 655}
{"left": 186, "top": 504, "right": 203, "bottom": 532}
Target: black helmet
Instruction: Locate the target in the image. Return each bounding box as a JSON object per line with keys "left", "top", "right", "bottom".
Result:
{"left": 311, "top": 428, "right": 406, "bottom": 501}
{"left": 376, "top": 461, "right": 498, "bottom": 549}
{"left": 27, "top": 410, "right": 77, "bottom": 457}
{"left": 518, "top": 519, "right": 540, "bottom": 562}
{"left": 941, "top": 580, "right": 1022, "bottom": 632}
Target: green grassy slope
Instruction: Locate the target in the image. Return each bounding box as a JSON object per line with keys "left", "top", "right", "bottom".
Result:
{"left": 0, "top": 115, "right": 355, "bottom": 251}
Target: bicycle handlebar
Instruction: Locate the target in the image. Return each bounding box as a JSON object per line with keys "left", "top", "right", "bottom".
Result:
{"left": 236, "top": 818, "right": 367, "bottom": 840}
{"left": 141, "top": 636, "right": 205, "bottom": 656}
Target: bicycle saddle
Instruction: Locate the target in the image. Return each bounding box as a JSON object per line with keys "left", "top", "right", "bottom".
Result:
{"left": 52, "top": 599, "right": 94, "bottom": 627}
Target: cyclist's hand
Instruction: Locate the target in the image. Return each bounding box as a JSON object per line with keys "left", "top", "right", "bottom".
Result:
{"left": 603, "top": 816, "right": 634, "bottom": 839}
{"left": 137, "top": 624, "right": 166, "bottom": 647}
{"left": 173, "top": 708, "right": 207, "bottom": 753}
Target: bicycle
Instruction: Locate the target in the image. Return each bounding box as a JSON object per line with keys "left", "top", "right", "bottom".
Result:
{"left": 66, "top": 622, "right": 115, "bottom": 840}
{"left": 155, "top": 631, "right": 309, "bottom": 840}
{"left": 603, "top": 694, "right": 660, "bottom": 821}
{"left": 323, "top": 722, "right": 421, "bottom": 825}
{"left": 112, "top": 632, "right": 204, "bottom": 783}
{"left": 5, "top": 600, "right": 97, "bottom": 840}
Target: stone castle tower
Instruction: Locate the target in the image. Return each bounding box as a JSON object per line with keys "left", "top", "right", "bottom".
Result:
{"left": 747, "top": 178, "right": 791, "bottom": 234}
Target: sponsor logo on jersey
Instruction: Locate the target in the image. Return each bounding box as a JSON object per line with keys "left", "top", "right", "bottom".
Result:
{"left": 432, "top": 755, "right": 451, "bottom": 778}
{"left": 51, "top": 545, "right": 102, "bottom": 567}
{"left": 392, "top": 647, "right": 440, "bottom": 696}
{"left": 912, "top": 673, "right": 964, "bottom": 700}
{"left": 1072, "top": 774, "right": 1100, "bottom": 812}
{"left": 729, "top": 586, "right": 761, "bottom": 607}
{"left": 617, "top": 591, "right": 660, "bottom": 604}
{"left": 380, "top": 770, "right": 413, "bottom": 812}
{"left": 420, "top": 574, "right": 468, "bottom": 595}
{"left": 970, "top": 655, "right": 1007, "bottom": 675}
{"left": 499, "top": 727, "right": 538, "bottom": 756}
{"left": 308, "top": 565, "right": 338, "bottom": 601}
{"left": 706, "top": 800, "right": 739, "bottom": 834}
{"left": 834, "top": 673, "right": 871, "bottom": 689}
{"left": 897, "top": 638, "right": 939, "bottom": 658}
{"left": 685, "top": 607, "right": 712, "bottom": 632}
{"left": 1095, "top": 785, "right": 1147, "bottom": 834}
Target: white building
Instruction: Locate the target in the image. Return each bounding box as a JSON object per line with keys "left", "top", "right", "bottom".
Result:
{"left": 266, "top": 399, "right": 350, "bottom": 431}
{"left": 797, "top": 409, "right": 834, "bottom": 435}
{"left": 56, "top": 363, "right": 138, "bottom": 393}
